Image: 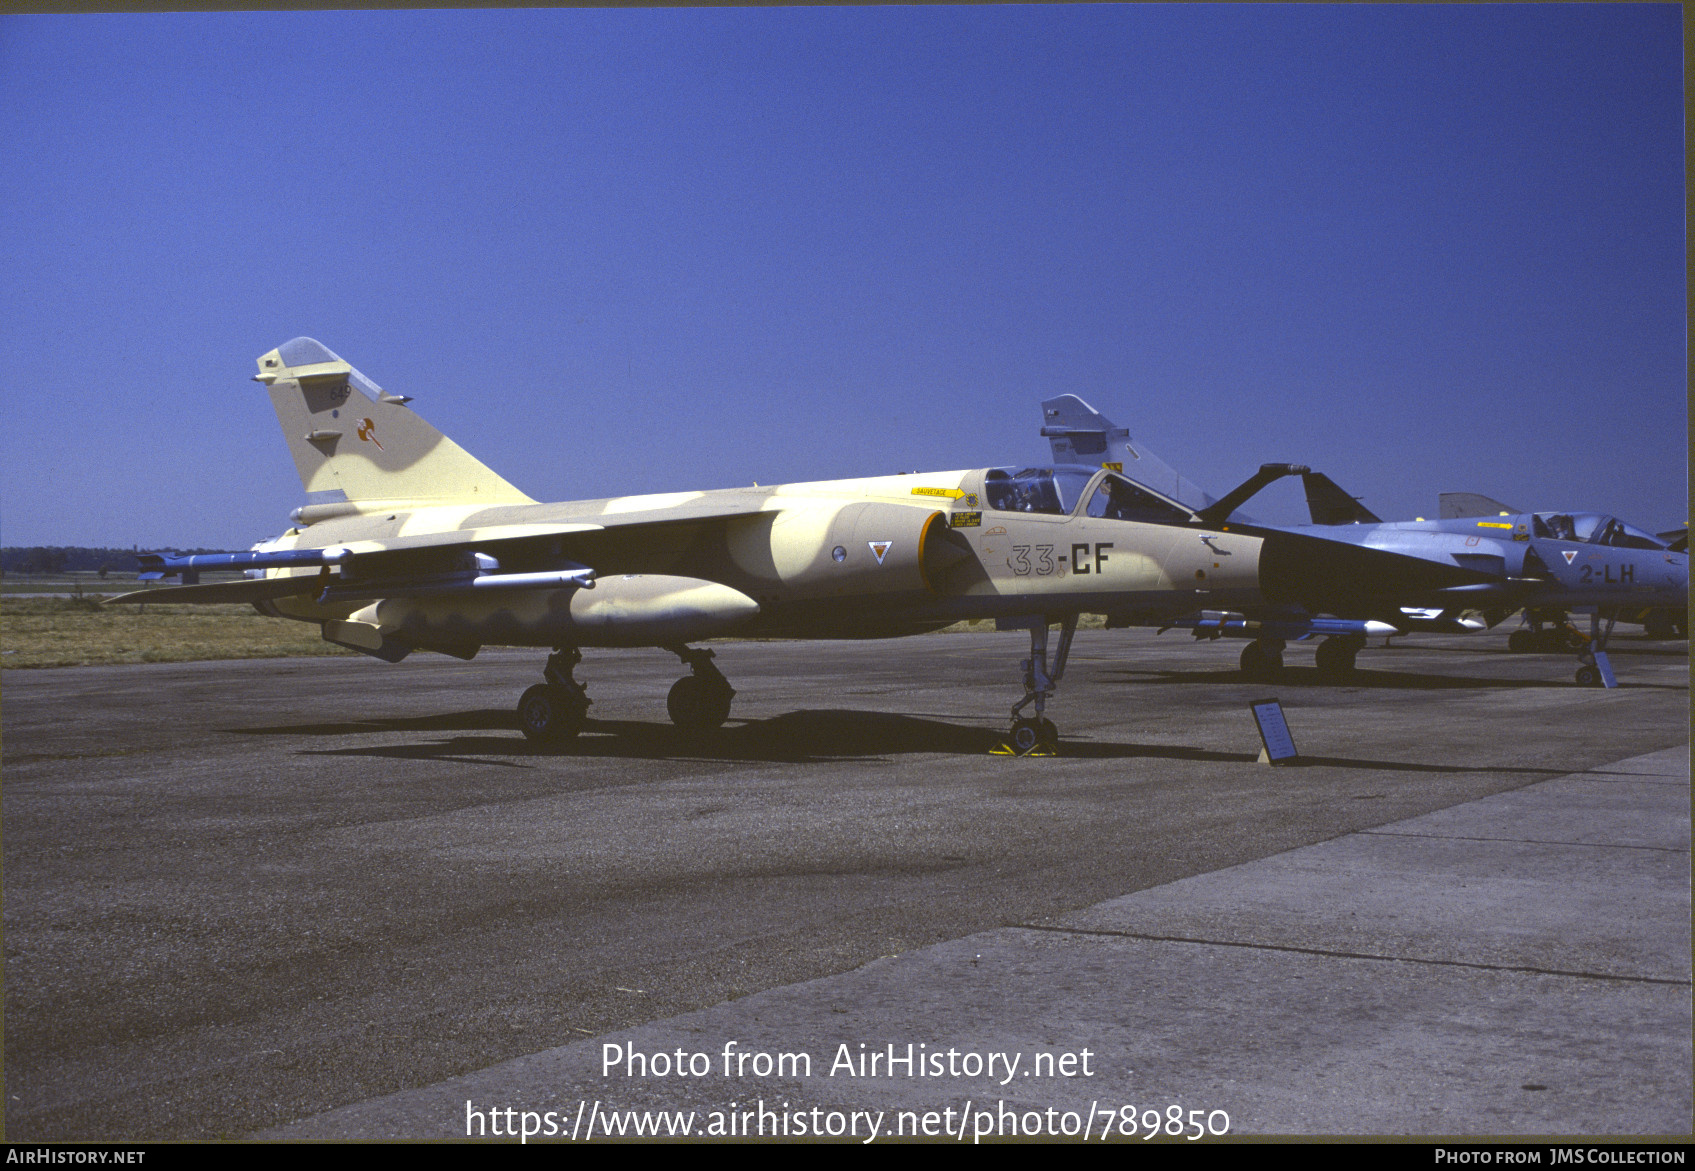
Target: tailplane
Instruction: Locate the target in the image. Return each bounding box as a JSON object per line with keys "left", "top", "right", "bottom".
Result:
{"left": 254, "top": 338, "right": 534, "bottom": 521}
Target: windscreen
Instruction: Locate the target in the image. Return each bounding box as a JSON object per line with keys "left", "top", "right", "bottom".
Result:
{"left": 984, "top": 467, "right": 1097, "bottom": 514}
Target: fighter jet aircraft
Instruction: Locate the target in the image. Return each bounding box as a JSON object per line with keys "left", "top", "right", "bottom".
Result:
{"left": 1040, "top": 395, "right": 1689, "bottom": 687}
{"left": 1440, "top": 492, "right": 1689, "bottom": 646}
{"left": 113, "top": 339, "right": 1505, "bottom": 754}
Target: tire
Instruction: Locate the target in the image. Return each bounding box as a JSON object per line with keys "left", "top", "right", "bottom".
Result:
{"left": 518, "top": 683, "right": 585, "bottom": 745}
{"left": 1313, "top": 638, "right": 1357, "bottom": 680}
{"left": 1010, "top": 718, "right": 1043, "bottom": 754}
{"left": 1574, "top": 665, "right": 1601, "bottom": 688}
{"left": 1507, "top": 630, "right": 1535, "bottom": 653}
{"left": 1240, "top": 641, "right": 1283, "bottom": 682}
{"left": 668, "top": 675, "right": 732, "bottom": 734}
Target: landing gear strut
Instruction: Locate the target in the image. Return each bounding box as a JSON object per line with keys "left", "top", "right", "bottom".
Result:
{"left": 992, "top": 615, "right": 1076, "bottom": 757}
{"left": 664, "top": 645, "right": 735, "bottom": 735}
{"left": 518, "top": 647, "right": 591, "bottom": 745}
{"left": 1574, "top": 612, "right": 1618, "bottom": 688}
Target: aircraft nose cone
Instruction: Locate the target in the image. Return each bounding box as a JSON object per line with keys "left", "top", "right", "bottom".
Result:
{"left": 1665, "top": 551, "right": 1689, "bottom": 601}
{"left": 1258, "top": 528, "right": 1500, "bottom": 612}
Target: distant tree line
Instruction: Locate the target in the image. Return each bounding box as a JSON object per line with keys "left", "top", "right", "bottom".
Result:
{"left": 0, "top": 547, "right": 223, "bottom": 576}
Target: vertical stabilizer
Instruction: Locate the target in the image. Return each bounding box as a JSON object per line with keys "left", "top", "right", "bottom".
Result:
{"left": 1439, "top": 492, "right": 1521, "bottom": 520}
{"left": 1302, "top": 472, "right": 1382, "bottom": 525}
{"left": 1039, "top": 395, "right": 1217, "bottom": 510}
{"left": 253, "top": 338, "right": 534, "bottom": 516}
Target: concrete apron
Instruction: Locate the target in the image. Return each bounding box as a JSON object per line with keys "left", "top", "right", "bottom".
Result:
{"left": 262, "top": 746, "right": 1691, "bottom": 1140}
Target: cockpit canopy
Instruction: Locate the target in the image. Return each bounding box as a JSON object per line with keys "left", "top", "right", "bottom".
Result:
{"left": 1533, "top": 512, "right": 1668, "bottom": 550}
{"left": 984, "top": 466, "right": 1196, "bottom": 525}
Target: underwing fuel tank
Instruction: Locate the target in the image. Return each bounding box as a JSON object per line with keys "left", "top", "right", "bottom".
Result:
{"left": 350, "top": 574, "right": 761, "bottom": 650}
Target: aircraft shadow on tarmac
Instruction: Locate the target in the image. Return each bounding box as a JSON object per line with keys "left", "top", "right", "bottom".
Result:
{"left": 228, "top": 708, "right": 1571, "bottom": 775}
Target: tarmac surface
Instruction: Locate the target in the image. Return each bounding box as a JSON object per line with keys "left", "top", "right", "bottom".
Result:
{"left": 2, "top": 627, "right": 1688, "bottom": 1140}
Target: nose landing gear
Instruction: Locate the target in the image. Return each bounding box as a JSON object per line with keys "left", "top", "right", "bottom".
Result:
{"left": 1574, "top": 612, "right": 1619, "bottom": 688}
{"left": 992, "top": 615, "right": 1076, "bottom": 757}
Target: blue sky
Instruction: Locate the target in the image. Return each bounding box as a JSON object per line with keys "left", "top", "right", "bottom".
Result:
{"left": 1, "top": 5, "right": 1684, "bottom": 549}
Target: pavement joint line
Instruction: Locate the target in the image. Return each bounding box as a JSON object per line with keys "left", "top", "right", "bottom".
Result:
{"left": 1012, "top": 924, "right": 1695, "bottom": 987}
{"left": 1559, "top": 771, "right": 1691, "bottom": 783}
{"left": 1353, "top": 829, "right": 1692, "bottom": 853}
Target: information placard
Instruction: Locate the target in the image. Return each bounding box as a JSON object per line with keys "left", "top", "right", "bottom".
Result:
{"left": 1250, "top": 698, "right": 1297, "bottom": 765}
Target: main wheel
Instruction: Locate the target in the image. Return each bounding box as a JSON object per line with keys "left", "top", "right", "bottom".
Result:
{"left": 518, "top": 683, "right": 586, "bottom": 745}
{"left": 668, "top": 674, "right": 733, "bottom": 734}
{"left": 1574, "top": 665, "right": 1601, "bottom": 688}
{"left": 1240, "top": 641, "right": 1283, "bottom": 682}
{"left": 1313, "top": 637, "right": 1358, "bottom": 680}
{"left": 1507, "top": 630, "right": 1535, "bottom": 653}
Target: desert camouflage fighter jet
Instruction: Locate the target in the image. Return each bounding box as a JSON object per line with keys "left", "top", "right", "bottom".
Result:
{"left": 1041, "top": 395, "right": 1689, "bottom": 688}
{"left": 114, "top": 339, "right": 1502, "bottom": 754}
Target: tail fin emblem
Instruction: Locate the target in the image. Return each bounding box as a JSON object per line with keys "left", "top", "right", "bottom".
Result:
{"left": 356, "top": 418, "right": 384, "bottom": 450}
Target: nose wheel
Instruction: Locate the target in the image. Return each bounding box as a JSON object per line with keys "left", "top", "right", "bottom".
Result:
{"left": 1002, "top": 716, "right": 1059, "bottom": 756}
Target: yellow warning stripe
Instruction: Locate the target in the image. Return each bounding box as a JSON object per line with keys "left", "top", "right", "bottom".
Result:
{"left": 911, "top": 487, "right": 965, "bottom": 499}
{"left": 1476, "top": 521, "right": 1514, "bottom": 529}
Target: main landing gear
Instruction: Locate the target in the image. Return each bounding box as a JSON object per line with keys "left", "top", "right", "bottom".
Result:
{"left": 1239, "top": 638, "right": 1285, "bottom": 683}
{"left": 1313, "top": 634, "right": 1364, "bottom": 681}
{"left": 515, "top": 644, "right": 739, "bottom": 746}
{"left": 517, "top": 648, "right": 592, "bottom": 746}
{"left": 1240, "top": 635, "right": 1363, "bottom": 683}
{"left": 663, "top": 644, "right": 735, "bottom": 735}
{"left": 992, "top": 615, "right": 1076, "bottom": 757}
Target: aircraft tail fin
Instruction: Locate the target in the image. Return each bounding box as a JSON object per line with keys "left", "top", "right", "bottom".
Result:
{"left": 1039, "top": 395, "right": 1216, "bottom": 511}
{"left": 1439, "top": 492, "right": 1520, "bottom": 520}
{"left": 254, "top": 338, "right": 534, "bottom": 521}
{"left": 1302, "top": 472, "right": 1382, "bottom": 525}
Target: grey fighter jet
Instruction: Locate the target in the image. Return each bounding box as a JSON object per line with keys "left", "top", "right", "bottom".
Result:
{"left": 1440, "top": 493, "right": 1688, "bottom": 646}
{"left": 1040, "top": 395, "right": 1689, "bottom": 687}
{"left": 113, "top": 339, "right": 1502, "bottom": 755}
